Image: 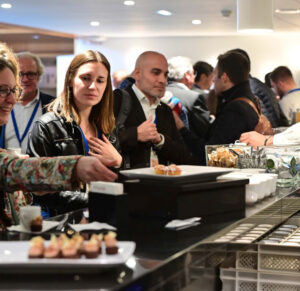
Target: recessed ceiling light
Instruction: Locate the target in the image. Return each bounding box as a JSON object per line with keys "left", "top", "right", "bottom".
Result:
{"left": 1, "top": 3, "right": 12, "bottom": 9}
{"left": 124, "top": 0, "right": 135, "bottom": 6}
{"left": 33, "top": 35, "right": 39, "bottom": 40}
{"left": 157, "top": 10, "right": 172, "bottom": 16}
{"left": 275, "top": 8, "right": 300, "bottom": 14}
{"left": 192, "top": 19, "right": 202, "bottom": 25}
{"left": 90, "top": 21, "right": 100, "bottom": 27}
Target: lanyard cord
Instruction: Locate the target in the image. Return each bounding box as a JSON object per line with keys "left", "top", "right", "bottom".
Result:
{"left": 11, "top": 99, "right": 41, "bottom": 147}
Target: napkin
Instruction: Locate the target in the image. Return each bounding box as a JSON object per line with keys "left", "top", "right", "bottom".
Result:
{"left": 68, "top": 221, "right": 116, "bottom": 232}
{"left": 165, "top": 217, "right": 201, "bottom": 230}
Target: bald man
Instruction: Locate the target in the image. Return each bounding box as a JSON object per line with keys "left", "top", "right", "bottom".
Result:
{"left": 113, "top": 51, "right": 194, "bottom": 169}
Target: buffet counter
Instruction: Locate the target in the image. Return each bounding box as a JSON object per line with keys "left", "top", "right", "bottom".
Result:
{"left": 0, "top": 187, "right": 299, "bottom": 291}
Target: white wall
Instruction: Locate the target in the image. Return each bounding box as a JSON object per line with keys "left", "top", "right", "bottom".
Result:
{"left": 74, "top": 34, "right": 300, "bottom": 84}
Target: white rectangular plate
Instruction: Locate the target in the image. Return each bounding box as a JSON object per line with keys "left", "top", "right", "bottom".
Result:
{"left": 120, "top": 165, "right": 232, "bottom": 181}
{"left": 7, "top": 221, "right": 60, "bottom": 234}
{"left": 0, "top": 241, "right": 135, "bottom": 268}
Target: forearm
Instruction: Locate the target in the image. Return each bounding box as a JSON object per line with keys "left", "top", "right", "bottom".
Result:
{"left": 0, "top": 151, "right": 81, "bottom": 192}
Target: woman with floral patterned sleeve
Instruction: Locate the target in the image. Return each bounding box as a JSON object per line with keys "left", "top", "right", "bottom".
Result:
{"left": 0, "top": 42, "right": 117, "bottom": 228}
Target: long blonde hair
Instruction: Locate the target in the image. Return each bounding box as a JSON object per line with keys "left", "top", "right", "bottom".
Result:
{"left": 49, "top": 50, "right": 115, "bottom": 134}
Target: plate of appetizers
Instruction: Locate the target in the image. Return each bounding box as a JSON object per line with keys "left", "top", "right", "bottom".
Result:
{"left": 0, "top": 232, "right": 136, "bottom": 268}
{"left": 120, "top": 165, "right": 232, "bottom": 182}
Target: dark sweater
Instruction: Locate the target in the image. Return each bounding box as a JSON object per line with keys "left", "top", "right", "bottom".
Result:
{"left": 180, "top": 80, "right": 259, "bottom": 164}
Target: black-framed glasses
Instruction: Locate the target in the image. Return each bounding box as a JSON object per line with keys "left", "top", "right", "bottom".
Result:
{"left": 19, "top": 71, "right": 38, "bottom": 80}
{"left": 0, "top": 85, "right": 22, "bottom": 100}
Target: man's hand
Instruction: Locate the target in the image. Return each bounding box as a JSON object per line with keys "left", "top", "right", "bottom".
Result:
{"left": 75, "top": 156, "right": 117, "bottom": 183}
{"left": 172, "top": 111, "right": 185, "bottom": 130}
{"left": 137, "top": 116, "right": 159, "bottom": 142}
{"left": 240, "top": 131, "right": 268, "bottom": 149}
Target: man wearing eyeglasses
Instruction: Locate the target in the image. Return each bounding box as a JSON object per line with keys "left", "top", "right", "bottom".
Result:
{"left": 1, "top": 52, "right": 55, "bottom": 153}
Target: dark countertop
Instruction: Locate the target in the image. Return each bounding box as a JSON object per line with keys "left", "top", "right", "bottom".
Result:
{"left": 0, "top": 186, "right": 298, "bottom": 291}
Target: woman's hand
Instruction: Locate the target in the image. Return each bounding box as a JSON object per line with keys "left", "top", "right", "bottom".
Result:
{"left": 88, "top": 135, "right": 122, "bottom": 168}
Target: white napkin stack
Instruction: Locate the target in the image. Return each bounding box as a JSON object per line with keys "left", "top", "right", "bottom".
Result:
{"left": 69, "top": 221, "right": 116, "bottom": 232}
{"left": 165, "top": 217, "right": 201, "bottom": 230}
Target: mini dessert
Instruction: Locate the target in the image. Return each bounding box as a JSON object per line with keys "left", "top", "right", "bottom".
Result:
{"left": 61, "top": 238, "right": 80, "bottom": 259}
{"left": 154, "top": 164, "right": 168, "bottom": 175}
{"left": 30, "top": 216, "right": 43, "bottom": 232}
{"left": 167, "top": 164, "right": 182, "bottom": 176}
{"left": 44, "top": 234, "right": 61, "bottom": 259}
{"left": 84, "top": 234, "right": 102, "bottom": 258}
{"left": 154, "top": 164, "right": 182, "bottom": 176}
{"left": 28, "top": 236, "right": 45, "bottom": 258}
{"left": 104, "top": 231, "right": 118, "bottom": 255}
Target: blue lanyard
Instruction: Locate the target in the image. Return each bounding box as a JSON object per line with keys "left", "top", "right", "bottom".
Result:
{"left": 0, "top": 125, "right": 5, "bottom": 148}
{"left": 78, "top": 126, "right": 102, "bottom": 156}
{"left": 287, "top": 88, "right": 300, "bottom": 94}
{"left": 11, "top": 99, "right": 40, "bottom": 147}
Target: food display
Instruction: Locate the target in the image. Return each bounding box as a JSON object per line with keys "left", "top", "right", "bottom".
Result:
{"left": 154, "top": 164, "right": 182, "bottom": 176}
{"left": 206, "top": 147, "right": 243, "bottom": 168}
{"left": 28, "top": 232, "right": 118, "bottom": 259}
{"left": 206, "top": 144, "right": 252, "bottom": 168}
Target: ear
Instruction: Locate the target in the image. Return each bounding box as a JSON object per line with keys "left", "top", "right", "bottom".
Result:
{"left": 221, "top": 72, "right": 229, "bottom": 83}
{"left": 133, "top": 68, "right": 140, "bottom": 81}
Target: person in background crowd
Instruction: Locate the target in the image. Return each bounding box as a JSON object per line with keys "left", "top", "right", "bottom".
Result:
{"left": 270, "top": 66, "right": 300, "bottom": 125}
{"left": 0, "top": 42, "right": 117, "bottom": 227}
{"left": 167, "top": 56, "right": 212, "bottom": 138}
{"left": 173, "top": 50, "right": 259, "bottom": 164}
{"left": 0, "top": 52, "right": 55, "bottom": 153}
{"left": 27, "top": 50, "right": 122, "bottom": 216}
{"left": 240, "top": 122, "right": 300, "bottom": 148}
{"left": 112, "top": 69, "right": 128, "bottom": 89}
{"left": 114, "top": 51, "right": 194, "bottom": 169}
{"left": 229, "top": 49, "right": 288, "bottom": 128}
{"left": 192, "top": 61, "right": 214, "bottom": 95}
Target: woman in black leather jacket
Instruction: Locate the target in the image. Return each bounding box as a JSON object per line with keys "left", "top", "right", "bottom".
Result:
{"left": 27, "top": 50, "right": 122, "bottom": 216}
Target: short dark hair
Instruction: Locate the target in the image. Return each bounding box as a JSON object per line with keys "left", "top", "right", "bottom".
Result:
{"left": 193, "top": 61, "right": 213, "bottom": 82}
{"left": 270, "top": 66, "right": 293, "bottom": 83}
{"left": 217, "top": 51, "right": 250, "bottom": 84}
{"left": 227, "top": 48, "right": 251, "bottom": 67}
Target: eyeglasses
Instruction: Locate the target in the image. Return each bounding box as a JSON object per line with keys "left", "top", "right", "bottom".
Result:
{"left": 19, "top": 71, "right": 38, "bottom": 80}
{"left": 0, "top": 85, "right": 22, "bottom": 100}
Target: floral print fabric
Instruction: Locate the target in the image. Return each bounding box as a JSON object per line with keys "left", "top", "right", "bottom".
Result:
{"left": 0, "top": 149, "right": 80, "bottom": 225}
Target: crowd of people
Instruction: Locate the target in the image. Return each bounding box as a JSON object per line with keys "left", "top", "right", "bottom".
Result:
{"left": 1, "top": 40, "right": 300, "bottom": 227}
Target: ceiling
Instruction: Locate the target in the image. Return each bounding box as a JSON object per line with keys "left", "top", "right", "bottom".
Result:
{"left": 1, "top": 0, "right": 300, "bottom": 40}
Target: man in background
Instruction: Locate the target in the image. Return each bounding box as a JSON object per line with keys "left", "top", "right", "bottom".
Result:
{"left": 114, "top": 51, "right": 194, "bottom": 168}
{"left": 167, "top": 56, "right": 212, "bottom": 138}
{"left": 192, "top": 61, "right": 213, "bottom": 94}
{"left": 270, "top": 66, "right": 300, "bottom": 125}
{"left": 230, "top": 49, "right": 288, "bottom": 127}
{"left": 1, "top": 52, "right": 55, "bottom": 153}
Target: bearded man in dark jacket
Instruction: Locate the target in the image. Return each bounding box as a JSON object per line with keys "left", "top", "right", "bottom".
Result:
{"left": 175, "top": 51, "right": 259, "bottom": 164}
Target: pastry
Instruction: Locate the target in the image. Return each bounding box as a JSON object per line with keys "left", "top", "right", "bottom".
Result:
{"left": 154, "top": 164, "right": 181, "bottom": 176}
{"left": 104, "top": 231, "right": 118, "bottom": 255}
{"left": 167, "top": 164, "right": 182, "bottom": 176}
{"left": 84, "top": 234, "right": 102, "bottom": 258}
{"left": 44, "top": 234, "right": 61, "bottom": 259}
{"left": 28, "top": 236, "right": 45, "bottom": 258}
{"left": 154, "top": 164, "right": 168, "bottom": 175}
{"left": 30, "top": 216, "right": 43, "bottom": 232}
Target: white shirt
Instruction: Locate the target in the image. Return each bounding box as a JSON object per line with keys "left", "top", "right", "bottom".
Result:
{"left": 132, "top": 84, "right": 165, "bottom": 166}
{"left": 279, "top": 88, "right": 300, "bottom": 125}
{"left": 5, "top": 90, "right": 43, "bottom": 154}
{"left": 273, "top": 122, "right": 300, "bottom": 146}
